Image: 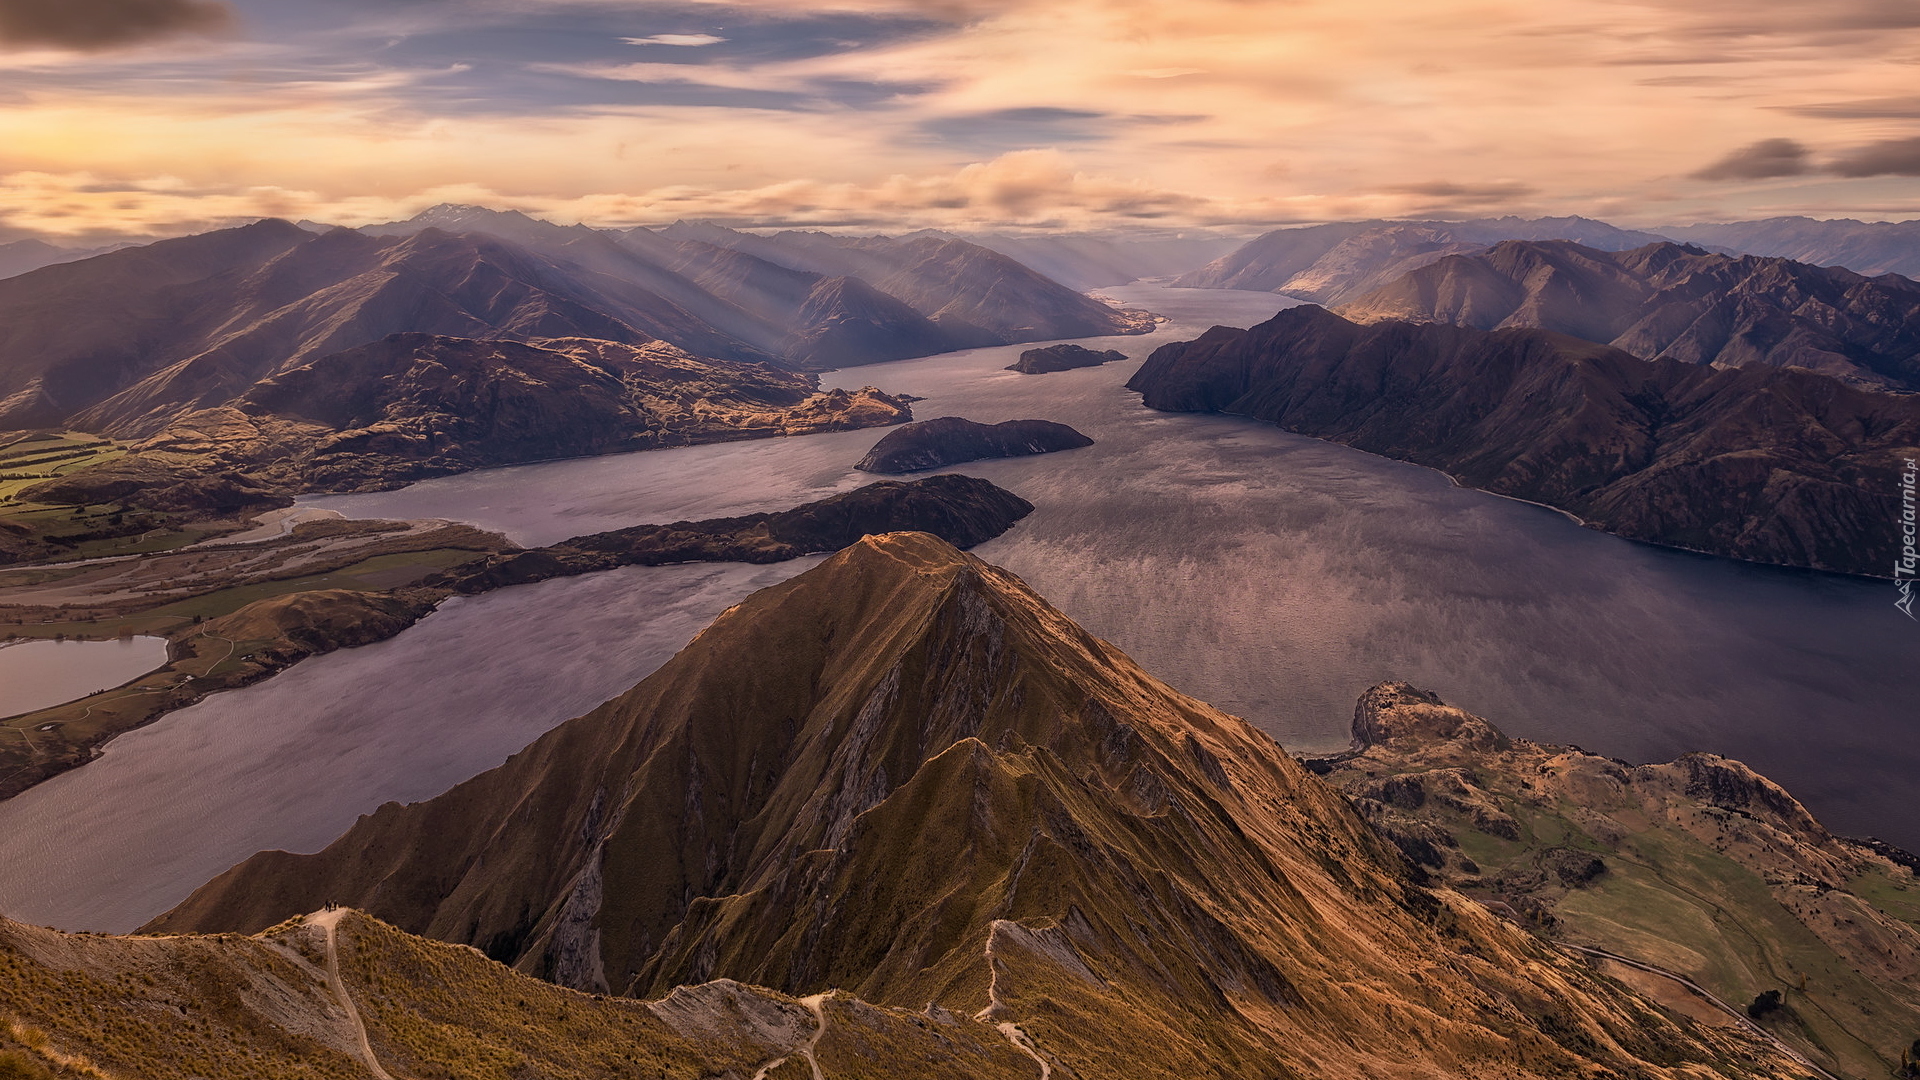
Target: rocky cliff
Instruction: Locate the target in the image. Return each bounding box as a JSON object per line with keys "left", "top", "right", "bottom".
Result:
{"left": 1127, "top": 304, "right": 1919, "bottom": 577}
{"left": 149, "top": 533, "right": 1805, "bottom": 1079}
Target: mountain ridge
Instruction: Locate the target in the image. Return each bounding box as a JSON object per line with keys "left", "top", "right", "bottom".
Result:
{"left": 149, "top": 531, "right": 1809, "bottom": 1079}
{"left": 1127, "top": 304, "right": 1919, "bottom": 577}
{"left": 1334, "top": 239, "right": 1920, "bottom": 391}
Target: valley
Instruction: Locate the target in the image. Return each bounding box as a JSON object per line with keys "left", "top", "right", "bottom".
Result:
{"left": 0, "top": 284, "right": 1909, "bottom": 951}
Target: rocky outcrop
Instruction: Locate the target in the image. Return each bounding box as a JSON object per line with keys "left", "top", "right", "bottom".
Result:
{"left": 50, "top": 334, "right": 911, "bottom": 496}
{"left": 148, "top": 533, "right": 1802, "bottom": 1079}
{"left": 855, "top": 416, "right": 1093, "bottom": 474}
{"left": 1128, "top": 304, "right": 1920, "bottom": 577}
{"left": 1336, "top": 239, "right": 1920, "bottom": 390}
{"left": 1317, "top": 681, "right": 1920, "bottom": 1079}
{"left": 433, "top": 474, "right": 1033, "bottom": 593}
{"left": 1006, "top": 343, "right": 1127, "bottom": 374}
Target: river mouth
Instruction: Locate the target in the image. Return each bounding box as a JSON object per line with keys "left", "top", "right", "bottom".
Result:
{"left": 0, "top": 636, "right": 169, "bottom": 719}
{"left": 0, "top": 283, "right": 1907, "bottom": 934}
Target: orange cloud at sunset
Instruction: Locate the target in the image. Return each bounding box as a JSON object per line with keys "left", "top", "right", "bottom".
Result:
{"left": 0, "top": 0, "right": 1916, "bottom": 241}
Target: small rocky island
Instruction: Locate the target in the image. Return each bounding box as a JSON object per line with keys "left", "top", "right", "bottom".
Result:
{"left": 855, "top": 416, "right": 1094, "bottom": 474}
{"left": 1006, "top": 343, "right": 1128, "bottom": 374}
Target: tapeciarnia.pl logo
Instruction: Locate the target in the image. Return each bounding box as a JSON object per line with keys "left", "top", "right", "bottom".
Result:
{"left": 1899, "top": 457, "right": 1918, "bottom": 620}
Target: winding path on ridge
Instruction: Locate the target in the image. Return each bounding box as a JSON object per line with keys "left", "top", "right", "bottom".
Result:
{"left": 307, "top": 908, "right": 395, "bottom": 1080}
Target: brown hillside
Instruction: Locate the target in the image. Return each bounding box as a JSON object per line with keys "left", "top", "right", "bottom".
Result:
{"left": 153, "top": 532, "right": 1804, "bottom": 1079}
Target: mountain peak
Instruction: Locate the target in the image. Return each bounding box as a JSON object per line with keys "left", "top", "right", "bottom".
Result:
{"left": 148, "top": 532, "right": 1805, "bottom": 1078}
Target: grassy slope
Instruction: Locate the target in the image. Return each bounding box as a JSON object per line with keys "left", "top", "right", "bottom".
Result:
{"left": 1320, "top": 685, "right": 1920, "bottom": 1079}
{"left": 0, "top": 910, "right": 1035, "bottom": 1080}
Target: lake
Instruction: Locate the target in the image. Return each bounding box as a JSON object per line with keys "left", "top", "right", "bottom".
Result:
{"left": 0, "top": 283, "right": 1910, "bottom": 932}
{"left": 0, "top": 636, "right": 169, "bottom": 718}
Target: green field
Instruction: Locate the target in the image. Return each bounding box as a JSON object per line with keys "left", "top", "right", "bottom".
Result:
{"left": 0, "top": 432, "right": 124, "bottom": 506}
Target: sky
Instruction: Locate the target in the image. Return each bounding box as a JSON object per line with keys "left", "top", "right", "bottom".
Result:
{"left": 1, "top": 0, "right": 1919, "bottom": 243}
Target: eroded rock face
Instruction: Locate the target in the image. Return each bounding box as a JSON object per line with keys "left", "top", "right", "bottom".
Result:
{"left": 149, "top": 533, "right": 1807, "bottom": 1080}
{"left": 1127, "top": 304, "right": 1920, "bottom": 577}
{"left": 1005, "top": 344, "right": 1127, "bottom": 374}
{"left": 855, "top": 416, "right": 1093, "bottom": 474}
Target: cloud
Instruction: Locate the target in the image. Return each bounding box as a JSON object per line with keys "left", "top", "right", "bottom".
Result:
{"left": 1827, "top": 136, "right": 1920, "bottom": 177}
{"left": 622, "top": 34, "right": 727, "bottom": 47}
{"left": 1383, "top": 180, "right": 1539, "bottom": 200}
{"left": 1689, "top": 138, "right": 1810, "bottom": 180}
{"left": 0, "top": 0, "right": 232, "bottom": 51}
{"left": 1779, "top": 95, "right": 1920, "bottom": 119}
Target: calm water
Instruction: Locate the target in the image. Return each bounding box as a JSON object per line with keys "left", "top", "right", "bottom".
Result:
{"left": 0, "top": 636, "right": 169, "bottom": 718}
{"left": 0, "top": 284, "right": 1911, "bottom": 932}
{"left": 0, "top": 560, "right": 819, "bottom": 931}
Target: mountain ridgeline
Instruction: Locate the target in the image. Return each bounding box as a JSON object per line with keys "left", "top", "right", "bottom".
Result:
{"left": 0, "top": 209, "right": 1150, "bottom": 437}
{"left": 147, "top": 533, "right": 1817, "bottom": 1079}
{"left": 1173, "top": 217, "right": 1674, "bottom": 304}
{"left": 1128, "top": 304, "right": 1919, "bottom": 577}
{"left": 1335, "top": 239, "right": 1920, "bottom": 391}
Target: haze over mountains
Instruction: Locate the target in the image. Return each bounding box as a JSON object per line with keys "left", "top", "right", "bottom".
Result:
{"left": 1172, "top": 217, "right": 1674, "bottom": 304}
{"left": 0, "top": 207, "right": 1149, "bottom": 436}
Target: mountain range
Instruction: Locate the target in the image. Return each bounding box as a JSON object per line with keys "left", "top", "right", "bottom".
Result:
{"left": 1333, "top": 239, "right": 1920, "bottom": 392}
{"left": 1172, "top": 216, "right": 1674, "bottom": 304}
{"left": 142, "top": 532, "right": 1824, "bottom": 1079}
{"left": 1128, "top": 304, "right": 1919, "bottom": 577}
{"left": 1661, "top": 217, "right": 1920, "bottom": 279}
{"left": 0, "top": 208, "right": 1148, "bottom": 437}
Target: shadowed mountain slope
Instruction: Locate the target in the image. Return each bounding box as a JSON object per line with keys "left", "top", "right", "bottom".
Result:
{"left": 0, "top": 220, "right": 779, "bottom": 436}
{"left": 153, "top": 533, "right": 1804, "bottom": 1079}
{"left": 1128, "top": 305, "right": 1919, "bottom": 576}
{"left": 1335, "top": 239, "right": 1920, "bottom": 390}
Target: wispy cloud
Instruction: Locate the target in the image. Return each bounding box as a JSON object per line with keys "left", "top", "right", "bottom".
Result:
{"left": 0, "top": 0, "right": 1917, "bottom": 237}
{"left": 622, "top": 34, "right": 728, "bottom": 47}
{"left": 1690, "top": 138, "right": 1811, "bottom": 180}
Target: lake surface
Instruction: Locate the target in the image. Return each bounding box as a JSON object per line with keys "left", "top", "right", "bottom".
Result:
{"left": 0, "top": 636, "right": 169, "bottom": 718}
{"left": 0, "top": 560, "right": 819, "bottom": 932}
{"left": 0, "top": 283, "right": 1912, "bottom": 932}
